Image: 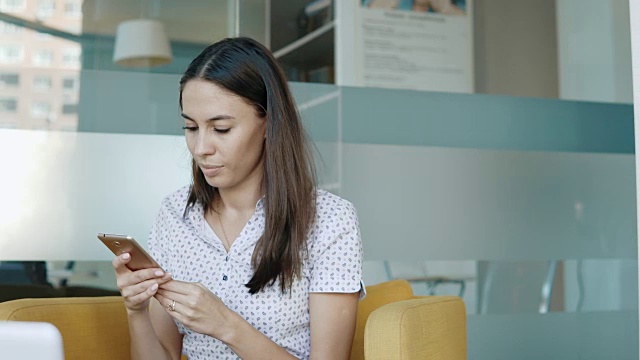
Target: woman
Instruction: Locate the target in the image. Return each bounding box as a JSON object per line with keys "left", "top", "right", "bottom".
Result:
{"left": 112, "top": 37, "right": 364, "bottom": 360}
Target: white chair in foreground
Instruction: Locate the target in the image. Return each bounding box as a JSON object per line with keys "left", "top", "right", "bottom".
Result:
{"left": 0, "top": 321, "right": 64, "bottom": 360}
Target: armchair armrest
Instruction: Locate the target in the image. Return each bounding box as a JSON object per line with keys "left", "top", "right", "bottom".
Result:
{"left": 0, "top": 296, "right": 130, "bottom": 360}
{"left": 0, "top": 296, "right": 189, "bottom": 360}
{"left": 364, "top": 296, "right": 466, "bottom": 360}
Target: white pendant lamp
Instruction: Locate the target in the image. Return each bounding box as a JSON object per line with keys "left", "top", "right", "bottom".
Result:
{"left": 113, "top": 19, "right": 172, "bottom": 68}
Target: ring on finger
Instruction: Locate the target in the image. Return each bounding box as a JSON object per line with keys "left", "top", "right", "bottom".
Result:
{"left": 168, "top": 299, "right": 176, "bottom": 311}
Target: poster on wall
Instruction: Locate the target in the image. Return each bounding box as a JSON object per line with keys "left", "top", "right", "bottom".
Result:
{"left": 353, "top": 0, "right": 474, "bottom": 93}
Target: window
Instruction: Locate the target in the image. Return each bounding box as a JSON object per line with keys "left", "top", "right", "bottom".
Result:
{"left": 59, "top": 125, "right": 76, "bottom": 131}
{"left": 33, "top": 76, "right": 52, "bottom": 91}
{"left": 0, "top": 45, "right": 23, "bottom": 64}
{"left": 0, "top": 73, "right": 19, "bottom": 87}
{"left": 64, "top": 0, "right": 81, "bottom": 17}
{"left": 36, "top": 0, "right": 55, "bottom": 19}
{"left": 62, "top": 77, "right": 77, "bottom": 91}
{"left": 0, "top": 0, "right": 26, "bottom": 12}
{"left": 62, "top": 103, "right": 78, "bottom": 115}
{"left": 31, "top": 101, "right": 51, "bottom": 118}
{"left": 36, "top": 32, "right": 54, "bottom": 41}
{"left": 0, "top": 97, "right": 17, "bottom": 112}
{"left": 62, "top": 47, "right": 81, "bottom": 68}
{"left": 0, "top": 21, "right": 22, "bottom": 34}
{"left": 64, "top": 23, "right": 82, "bottom": 35}
{"left": 32, "top": 49, "right": 53, "bottom": 67}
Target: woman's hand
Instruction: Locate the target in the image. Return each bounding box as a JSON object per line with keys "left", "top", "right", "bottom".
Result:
{"left": 155, "top": 280, "right": 235, "bottom": 340}
{"left": 112, "top": 252, "right": 173, "bottom": 313}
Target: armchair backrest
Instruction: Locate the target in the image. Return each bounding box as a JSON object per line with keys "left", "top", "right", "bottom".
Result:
{"left": 350, "top": 279, "right": 415, "bottom": 360}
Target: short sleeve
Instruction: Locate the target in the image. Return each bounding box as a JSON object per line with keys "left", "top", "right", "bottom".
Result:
{"left": 147, "top": 199, "right": 173, "bottom": 274}
{"left": 309, "top": 201, "right": 366, "bottom": 298}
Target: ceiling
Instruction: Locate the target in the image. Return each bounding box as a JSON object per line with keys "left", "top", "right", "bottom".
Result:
{"left": 81, "top": 0, "right": 229, "bottom": 44}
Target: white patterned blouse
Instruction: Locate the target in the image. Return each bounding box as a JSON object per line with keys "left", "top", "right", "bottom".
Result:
{"left": 148, "top": 186, "right": 365, "bottom": 360}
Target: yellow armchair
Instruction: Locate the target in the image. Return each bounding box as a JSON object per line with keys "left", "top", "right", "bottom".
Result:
{"left": 0, "top": 280, "right": 466, "bottom": 360}
{"left": 351, "top": 279, "right": 467, "bottom": 360}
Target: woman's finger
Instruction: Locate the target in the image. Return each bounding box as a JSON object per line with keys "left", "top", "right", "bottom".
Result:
{"left": 129, "top": 268, "right": 167, "bottom": 284}
{"left": 117, "top": 268, "right": 167, "bottom": 290}
{"left": 121, "top": 277, "right": 164, "bottom": 298}
{"left": 123, "top": 282, "right": 159, "bottom": 306}
{"left": 164, "top": 304, "right": 188, "bottom": 325}
{"left": 154, "top": 293, "right": 180, "bottom": 313}
{"left": 157, "top": 296, "right": 188, "bottom": 324}
{"left": 156, "top": 288, "right": 192, "bottom": 306}
{"left": 112, "top": 253, "right": 132, "bottom": 275}
{"left": 158, "top": 279, "right": 198, "bottom": 295}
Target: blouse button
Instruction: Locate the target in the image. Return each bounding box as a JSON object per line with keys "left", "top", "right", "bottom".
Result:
{"left": 222, "top": 275, "right": 228, "bottom": 281}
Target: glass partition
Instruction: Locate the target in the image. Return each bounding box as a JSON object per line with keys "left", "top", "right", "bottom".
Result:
{"left": 340, "top": 86, "right": 637, "bottom": 358}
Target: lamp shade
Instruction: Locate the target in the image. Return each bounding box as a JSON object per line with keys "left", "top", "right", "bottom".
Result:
{"left": 113, "top": 19, "right": 172, "bottom": 67}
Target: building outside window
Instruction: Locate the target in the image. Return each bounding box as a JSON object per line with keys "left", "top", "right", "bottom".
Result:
{"left": 0, "top": 73, "right": 19, "bottom": 87}
{"left": 35, "top": 32, "right": 54, "bottom": 41}
{"left": 64, "top": 0, "right": 81, "bottom": 17}
{"left": 0, "top": 97, "right": 17, "bottom": 112}
{"left": 0, "top": 1, "right": 81, "bottom": 131}
{"left": 32, "top": 49, "right": 54, "bottom": 67}
{"left": 0, "top": 45, "right": 23, "bottom": 64}
{"left": 31, "top": 101, "right": 51, "bottom": 118}
{"left": 0, "top": 21, "right": 23, "bottom": 35}
{"left": 62, "top": 103, "right": 77, "bottom": 115}
{"left": 0, "top": 0, "right": 26, "bottom": 13}
{"left": 36, "top": 0, "right": 56, "bottom": 19}
{"left": 62, "top": 77, "right": 77, "bottom": 91}
{"left": 64, "top": 23, "right": 82, "bottom": 35}
{"left": 33, "top": 75, "right": 52, "bottom": 91}
{"left": 62, "top": 47, "right": 81, "bottom": 68}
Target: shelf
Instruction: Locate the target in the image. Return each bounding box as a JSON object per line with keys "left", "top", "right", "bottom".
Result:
{"left": 273, "top": 20, "right": 334, "bottom": 71}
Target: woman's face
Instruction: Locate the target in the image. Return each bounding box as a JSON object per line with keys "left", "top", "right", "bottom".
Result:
{"left": 181, "top": 79, "right": 266, "bottom": 192}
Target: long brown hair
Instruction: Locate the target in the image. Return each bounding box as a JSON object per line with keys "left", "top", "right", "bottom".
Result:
{"left": 179, "top": 37, "right": 316, "bottom": 294}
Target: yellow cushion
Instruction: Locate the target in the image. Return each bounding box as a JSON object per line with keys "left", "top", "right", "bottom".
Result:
{"left": 350, "top": 279, "right": 413, "bottom": 360}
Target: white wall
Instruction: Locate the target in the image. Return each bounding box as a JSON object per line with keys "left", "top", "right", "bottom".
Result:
{"left": 474, "top": 0, "right": 559, "bottom": 98}
{"left": 557, "top": 0, "right": 633, "bottom": 103}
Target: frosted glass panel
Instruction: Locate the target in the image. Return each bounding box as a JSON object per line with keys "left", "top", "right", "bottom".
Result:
{"left": 290, "top": 82, "right": 341, "bottom": 191}
{"left": 0, "top": 129, "right": 190, "bottom": 260}
{"left": 77, "top": 72, "right": 340, "bottom": 188}
{"left": 342, "top": 144, "right": 636, "bottom": 261}
{"left": 0, "top": 80, "right": 340, "bottom": 260}
{"left": 77, "top": 70, "right": 182, "bottom": 135}
{"left": 341, "top": 86, "right": 633, "bottom": 153}
{"left": 467, "top": 311, "right": 638, "bottom": 360}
